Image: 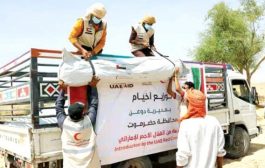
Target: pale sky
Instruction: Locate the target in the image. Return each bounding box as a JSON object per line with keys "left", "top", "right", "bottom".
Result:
{"left": 0, "top": 0, "right": 264, "bottom": 83}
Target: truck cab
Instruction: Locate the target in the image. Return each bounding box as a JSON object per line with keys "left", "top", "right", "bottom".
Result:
{"left": 224, "top": 70, "right": 259, "bottom": 158}
{"left": 181, "top": 61, "right": 259, "bottom": 159}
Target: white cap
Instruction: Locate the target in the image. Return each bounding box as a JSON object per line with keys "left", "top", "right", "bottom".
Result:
{"left": 85, "top": 3, "right": 106, "bottom": 19}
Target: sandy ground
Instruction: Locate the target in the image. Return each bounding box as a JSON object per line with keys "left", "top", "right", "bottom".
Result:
{"left": 0, "top": 158, "right": 2, "bottom": 168}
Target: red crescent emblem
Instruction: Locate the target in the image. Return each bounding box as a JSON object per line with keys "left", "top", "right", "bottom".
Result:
{"left": 74, "top": 133, "right": 81, "bottom": 141}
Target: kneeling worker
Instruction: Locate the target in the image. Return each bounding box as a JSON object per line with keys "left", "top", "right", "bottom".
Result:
{"left": 129, "top": 15, "right": 157, "bottom": 57}
{"left": 69, "top": 3, "right": 107, "bottom": 59}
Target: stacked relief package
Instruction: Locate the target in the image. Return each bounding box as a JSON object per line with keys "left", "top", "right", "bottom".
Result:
{"left": 58, "top": 49, "right": 188, "bottom": 86}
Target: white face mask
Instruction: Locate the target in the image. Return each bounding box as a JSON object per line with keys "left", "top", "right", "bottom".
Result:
{"left": 144, "top": 23, "right": 152, "bottom": 30}
{"left": 92, "top": 16, "right": 102, "bottom": 24}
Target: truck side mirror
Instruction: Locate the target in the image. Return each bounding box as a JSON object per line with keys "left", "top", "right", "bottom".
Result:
{"left": 251, "top": 87, "right": 259, "bottom": 104}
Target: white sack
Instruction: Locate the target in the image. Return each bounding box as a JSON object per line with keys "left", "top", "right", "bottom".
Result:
{"left": 58, "top": 49, "right": 93, "bottom": 86}
{"left": 59, "top": 49, "right": 189, "bottom": 86}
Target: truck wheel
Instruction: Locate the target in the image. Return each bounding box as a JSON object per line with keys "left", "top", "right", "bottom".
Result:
{"left": 226, "top": 127, "right": 250, "bottom": 159}
{"left": 114, "top": 156, "right": 152, "bottom": 168}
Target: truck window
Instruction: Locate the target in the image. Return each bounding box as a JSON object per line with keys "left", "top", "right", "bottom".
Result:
{"left": 232, "top": 80, "right": 251, "bottom": 103}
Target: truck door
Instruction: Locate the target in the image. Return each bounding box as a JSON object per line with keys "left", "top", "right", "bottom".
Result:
{"left": 230, "top": 79, "right": 258, "bottom": 135}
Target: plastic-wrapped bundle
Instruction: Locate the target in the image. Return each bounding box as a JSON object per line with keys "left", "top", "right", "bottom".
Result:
{"left": 58, "top": 49, "right": 188, "bottom": 86}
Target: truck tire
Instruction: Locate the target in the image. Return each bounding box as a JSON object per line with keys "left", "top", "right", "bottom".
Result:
{"left": 226, "top": 127, "right": 250, "bottom": 159}
{"left": 114, "top": 156, "right": 152, "bottom": 168}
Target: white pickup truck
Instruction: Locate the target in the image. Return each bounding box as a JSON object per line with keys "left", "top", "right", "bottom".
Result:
{"left": 0, "top": 48, "right": 260, "bottom": 168}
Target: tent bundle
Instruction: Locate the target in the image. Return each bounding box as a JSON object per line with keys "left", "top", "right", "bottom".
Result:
{"left": 58, "top": 49, "right": 189, "bottom": 86}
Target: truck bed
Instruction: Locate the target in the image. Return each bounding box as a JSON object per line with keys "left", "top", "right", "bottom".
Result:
{"left": 0, "top": 123, "right": 62, "bottom": 163}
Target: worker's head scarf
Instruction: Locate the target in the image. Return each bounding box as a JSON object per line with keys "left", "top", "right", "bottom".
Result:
{"left": 140, "top": 15, "right": 156, "bottom": 24}
{"left": 186, "top": 89, "right": 206, "bottom": 117}
{"left": 84, "top": 3, "right": 106, "bottom": 19}
{"left": 179, "top": 88, "right": 206, "bottom": 122}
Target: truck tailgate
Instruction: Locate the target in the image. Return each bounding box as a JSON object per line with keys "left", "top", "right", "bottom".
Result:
{"left": 0, "top": 124, "right": 62, "bottom": 162}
